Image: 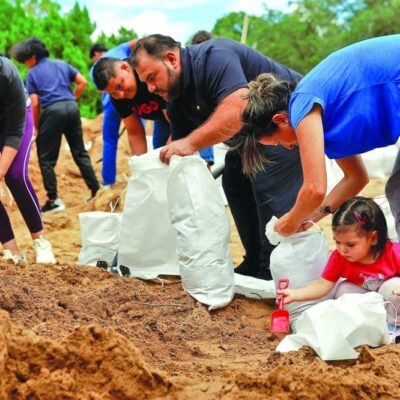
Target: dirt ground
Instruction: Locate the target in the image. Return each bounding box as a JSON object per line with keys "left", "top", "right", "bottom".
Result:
{"left": 1, "top": 116, "right": 400, "bottom": 400}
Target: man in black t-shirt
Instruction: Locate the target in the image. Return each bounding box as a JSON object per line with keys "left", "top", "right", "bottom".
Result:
{"left": 130, "top": 35, "right": 304, "bottom": 280}
{"left": 93, "top": 57, "right": 169, "bottom": 156}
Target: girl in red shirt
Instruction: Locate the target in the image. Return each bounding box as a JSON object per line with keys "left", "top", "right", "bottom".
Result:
{"left": 277, "top": 196, "right": 400, "bottom": 326}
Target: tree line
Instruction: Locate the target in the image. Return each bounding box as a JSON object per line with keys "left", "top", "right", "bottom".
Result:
{"left": 2, "top": 0, "right": 399, "bottom": 118}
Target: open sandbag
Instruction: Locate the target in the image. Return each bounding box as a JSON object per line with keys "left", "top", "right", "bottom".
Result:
{"left": 117, "top": 150, "right": 179, "bottom": 279}
{"left": 167, "top": 155, "right": 234, "bottom": 310}
{"left": 78, "top": 211, "right": 122, "bottom": 267}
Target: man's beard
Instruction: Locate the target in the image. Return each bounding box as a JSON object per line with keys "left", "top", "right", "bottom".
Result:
{"left": 156, "top": 62, "right": 180, "bottom": 101}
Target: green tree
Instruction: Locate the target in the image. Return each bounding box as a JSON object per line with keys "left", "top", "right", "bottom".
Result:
{"left": 343, "top": 0, "right": 400, "bottom": 44}
{"left": 212, "top": 11, "right": 265, "bottom": 47}
{"left": 211, "top": 0, "right": 400, "bottom": 75}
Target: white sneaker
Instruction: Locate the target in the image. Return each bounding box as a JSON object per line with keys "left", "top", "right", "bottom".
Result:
{"left": 2, "top": 249, "right": 27, "bottom": 265}
{"left": 34, "top": 237, "right": 56, "bottom": 264}
{"left": 41, "top": 198, "right": 66, "bottom": 214}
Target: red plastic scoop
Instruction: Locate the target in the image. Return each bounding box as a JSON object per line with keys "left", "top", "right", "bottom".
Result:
{"left": 270, "top": 278, "right": 290, "bottom": 333}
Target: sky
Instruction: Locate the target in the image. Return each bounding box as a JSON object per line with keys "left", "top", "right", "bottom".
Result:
{"left": 57, "top": 0, "right": 290, "bottom": 44}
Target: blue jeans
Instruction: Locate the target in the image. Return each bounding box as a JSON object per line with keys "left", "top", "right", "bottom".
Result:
{"left": 101, "top": 100, "right": 121, "bottom": 185}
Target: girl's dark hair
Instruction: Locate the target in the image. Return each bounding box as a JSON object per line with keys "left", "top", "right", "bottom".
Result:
{"left": 233, "top": 73, "right": 298, "bottom": 177}
{"left": 12, "top": 37, "right": 49, "bottom": 63}
{"left": 332, "top": 196, "right": 388, "bottom": 258}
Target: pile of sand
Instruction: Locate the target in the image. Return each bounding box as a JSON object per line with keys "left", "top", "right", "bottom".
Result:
{"left": 1, "top": 115, "right": 399, "bottom": 399}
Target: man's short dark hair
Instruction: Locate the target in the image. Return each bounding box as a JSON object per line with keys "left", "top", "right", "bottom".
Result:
{"left": 89, "top": 43, "right": 108, "bottom": 59}
{"left": 130, "top": 34, "right": 181, "bottom": 67}
{"left": 12, "top": 37, "right": 49, "bottom": 63}
{"left": 191, "top": 30, "right": 212, "bottom": 45}
{"left": 92, "top": 57, "right": 120, "bottom": 90}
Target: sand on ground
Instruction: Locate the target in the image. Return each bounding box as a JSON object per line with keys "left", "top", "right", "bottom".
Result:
{"left": 1, "top": 115, "right": 399, "bottom": 399}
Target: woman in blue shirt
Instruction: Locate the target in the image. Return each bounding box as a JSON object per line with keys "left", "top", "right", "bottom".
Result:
{"left": 238, "top": 34, "right": 400, "bottom": 237}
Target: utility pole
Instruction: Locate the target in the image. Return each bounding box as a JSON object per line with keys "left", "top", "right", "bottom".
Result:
{"left": 240, "top": 13, "right": 249, "bottom": 44}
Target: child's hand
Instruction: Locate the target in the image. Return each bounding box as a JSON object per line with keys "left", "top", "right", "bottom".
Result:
{"left": 276, "top": 288, "right": 297, "bottom": 305}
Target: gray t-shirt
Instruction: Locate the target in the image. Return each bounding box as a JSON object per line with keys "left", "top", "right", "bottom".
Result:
{"left": 0, "top": 56, "right": 27, "bottom": 149}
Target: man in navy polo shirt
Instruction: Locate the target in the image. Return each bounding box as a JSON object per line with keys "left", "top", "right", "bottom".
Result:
{"left": 131, "top": 34, "right": 304, "bottom": 280}
{"left": 92, "top": 55, "right": 215, "bottom": 167}
{"left": 13, "top": 37, "right": 99, "bottom": 213}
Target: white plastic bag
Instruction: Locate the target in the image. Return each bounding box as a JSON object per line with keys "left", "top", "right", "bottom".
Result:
{"left": 266, "top": 217, "right": 334, "bottom": 329}
{"left": 117, "top": 150, "right": 179, "bottom": 279}
{"left": 276, "top": 292, "right": 391, "bottom": 360}
{"left": 234, "top": 273, "right": 276, "bottom": 299}
{"left": 167, "top": 155, "right": 235, "bottom": 310}
{"left": 374, "top": 196, "right": 397, "bottom": 242}
{"left": 78, "top": 211, "right": 122, "bottom": 266}
{"left": 362, "top": 146, "right": 399, "bottom": 179}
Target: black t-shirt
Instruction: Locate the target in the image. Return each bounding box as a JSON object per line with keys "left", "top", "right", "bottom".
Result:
{"left": 168, "top": 38, "right": 302, "bottom": 140}
{"left": 111, "top": 70, "right": 167, "bottom": 121}
{"left": 0, "top": 56, "right": 27, "bottom": 149}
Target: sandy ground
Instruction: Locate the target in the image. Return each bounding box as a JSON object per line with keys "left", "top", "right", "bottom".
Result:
{"left": 1, "top": 116, "right": 399, "bottom": 399}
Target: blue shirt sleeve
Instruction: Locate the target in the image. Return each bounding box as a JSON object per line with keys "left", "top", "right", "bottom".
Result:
{"left": 26, "top": 71, "right": 38, "bottom": 95}
{"left": 67, "top": 63, "right": 78, "bottom": 82}
{"left": 105, "top": 42, "right": 131, "bottom": 59}
{"left": 289, "top": 92, "right": 325, "bottom": 130}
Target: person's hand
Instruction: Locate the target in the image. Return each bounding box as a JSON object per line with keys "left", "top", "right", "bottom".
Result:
{"left": 159, "top": 138, "right": 196, "bottom": 164}
{"left": 274, "top": 212, "right": 302, "bottom": 236}
{"left": 276, "top": 288, "right": 297, "bottom": 305}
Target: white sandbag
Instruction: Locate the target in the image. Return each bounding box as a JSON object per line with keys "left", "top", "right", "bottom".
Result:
{"left": 374, "top": 196, "right": 397, "bottom": 242}
{"left": 234, "top": 273, "right": 276, "bottom": 299}
{"left": 325, "top": 157, "right": 342, "bottom": 192}
{"left": 276, "top": 292, "right": 390, "bottom": 360}
{"left": 167, "top": 155, "right": 234, "bottom": 310}
{"left": 117, "top": 150, "right": 179, "bottom": 279}
{"left": 266, "top": 217, "right": 334, "bottom": 329}
{"left": 78, "top": 211, "right": 122, "bottom": 266}
{"left": 362, "top": 146, "right": 398, "bottom": 179}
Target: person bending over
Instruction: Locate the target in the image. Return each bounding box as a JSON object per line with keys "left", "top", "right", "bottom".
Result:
{"left": 130, "top": 34, "right": 304, "bottom": 280}
{"left": 13, "top": 37, "right": 99, "bottom": 213}
{"left": 0, "top": 55, "right": 55, "bottom": 264}
{"left": 237, "top": 35, "right": 400, "bottom": 238}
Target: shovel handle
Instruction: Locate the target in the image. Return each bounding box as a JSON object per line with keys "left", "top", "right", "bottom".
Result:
{"left": 278, "top": 295, "right": 284, "bottom": 310}
{"left": 277, "top": 279, "right": 289, "bottom": 310}
{"left": 278, "top": 278, "right": 289, "bottom": 290}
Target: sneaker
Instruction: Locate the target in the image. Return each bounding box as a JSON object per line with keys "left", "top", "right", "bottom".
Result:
{"left": 85, "top": 187, "right": 100, "bottom": 204}
{"left": 2, "top": 249, "right": 27, "bottom": 265}
{"left": 41, "top": 198, "right": 65, "bottom": 214}
{"left": 33, "top": 237, "right": 56, "bottom": 264}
